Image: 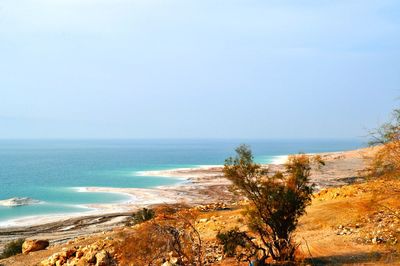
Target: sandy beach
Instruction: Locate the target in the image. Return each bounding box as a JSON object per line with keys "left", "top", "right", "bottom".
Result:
{"left": 0, "top": 147, "right": 375, "bottom": 251}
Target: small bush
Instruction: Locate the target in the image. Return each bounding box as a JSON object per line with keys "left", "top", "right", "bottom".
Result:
{"left": 116, "top": 206, "right": 203, "bottom": 265}
{"left": 217, "top": 229, "right": 248, "bottom": 257}
{"left": 131, "top": 208, "right": 155, "bottom": 225}
{"left": 368, "top": 108, "right": 400, "bottom": 179}
{"left": 0, "top": 239, "right": 25, "bottom": 259}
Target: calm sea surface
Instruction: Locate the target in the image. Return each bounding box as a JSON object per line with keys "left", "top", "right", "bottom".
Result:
{"left": 0, "top": 139, "right": 365, "bottom": 223}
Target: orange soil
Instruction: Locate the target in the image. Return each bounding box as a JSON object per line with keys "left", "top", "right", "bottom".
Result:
{"left": 1, "top": 178, "right": 400, "bottom": 266}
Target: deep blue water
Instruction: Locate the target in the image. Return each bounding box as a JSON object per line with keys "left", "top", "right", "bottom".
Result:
{"left": 0, "top": 139, "right": 365, "bottom": 223}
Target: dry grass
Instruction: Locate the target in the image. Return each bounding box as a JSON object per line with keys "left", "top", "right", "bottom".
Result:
{"left": 1, "top": 178, "right": 400, "bottom": 265}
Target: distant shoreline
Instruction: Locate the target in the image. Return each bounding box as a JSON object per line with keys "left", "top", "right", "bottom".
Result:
{"left": 0, "top": 155, "right": 290, "bottom": 229}
{"left": 0, "top": 146, "right": 376, "bottom": 253}
{"left": 0, "top": 148, "right": 372, "bottom": 230}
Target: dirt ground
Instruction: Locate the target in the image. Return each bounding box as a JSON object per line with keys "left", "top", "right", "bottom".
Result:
{"left": 2, "top": 177, "right": 400, "bottom": 265}
{"left": 1, "top": 146, "right": 399, "bottom": 265}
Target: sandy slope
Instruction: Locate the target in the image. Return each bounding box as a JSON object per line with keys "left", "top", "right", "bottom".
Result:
{"left": 2, "top": 177, "right": 399, "bottom": 265}
{"left": 2, "top": 146, "right": 394, "bottom": 265}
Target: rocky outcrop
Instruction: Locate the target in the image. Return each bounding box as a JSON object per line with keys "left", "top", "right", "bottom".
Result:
{"left": 95, "top": 250, "right": 112, "bottom": 266}
{"left": 40, "top": 240, "right": 115, "bottom": 266}
{"left": 22, "top": 239, "right": 49, "bottom": 254}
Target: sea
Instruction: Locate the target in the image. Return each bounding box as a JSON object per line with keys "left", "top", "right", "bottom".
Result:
{"left": 0, "top": 139, "right": 365, "bottom": 225}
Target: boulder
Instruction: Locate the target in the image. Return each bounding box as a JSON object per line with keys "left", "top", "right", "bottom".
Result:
{"left": 22, "top": 239, "right": 49, "bottom": 254}
{"left": 83, "top": 249, "right": 97, "bottom": 264}
{"left": 95, "top": 250, "right": 111, "bottom": 266}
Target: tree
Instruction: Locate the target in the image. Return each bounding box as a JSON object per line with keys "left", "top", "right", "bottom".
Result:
{"left": 369, "top": 108, "right": 400, "bottom": 145}
{"left": 221, "top": 145, "right": 321, "bottom": 264}
{"left": 369, "top": 108, "right": 400, "bottom": 178}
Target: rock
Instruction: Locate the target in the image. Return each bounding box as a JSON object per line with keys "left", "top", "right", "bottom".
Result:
{"left": 169, "top": 257, "right": 179, "bottom": 264}
{"left": 41, "top": 241, "right": 116, "bottom": 266}
{"left": 55, "top": 257, "right": 66, "bottom": 266}
{"left": 83, "top": 250, "right": 97, "bottom": 264}
{"left": 64, "top": 247, "right": 77, "bottom": 258}
{"left": 76, "top": 250, "right": 84, "bottom": 258}
{"left": 371, "top": 237, "right": 384, "bottom": 244}
{"left": 95, "top": 250, "right": 111, "bottom": 266}
{"left": 22, "top": 239, "right": 49, "bottom": 254}
{"left": 0, "top": 197, "right": 41, "bottom": 207}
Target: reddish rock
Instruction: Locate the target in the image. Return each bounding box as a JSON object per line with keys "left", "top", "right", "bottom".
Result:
{"left": 22, "top": 239, "right": 49, "bottom": 254}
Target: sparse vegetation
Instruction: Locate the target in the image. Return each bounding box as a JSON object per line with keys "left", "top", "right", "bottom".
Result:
{"left": 8, "top": 146, "right": 400, "bottom": 265}
{"left": 216, "top": 229, "right": 248, "bottom": 258}
{"left": 129, "top": 207, "right": 155, "bottom": 225}
{"left": 369, "top": 108, "right": 400, "bottom": 178}
{"left": 221, "top": 145, "right": 323, "bottom": 265}
{"left": 117, "top": 205, "right": 203, "bottom": 265}
{"left": 0, "top": 238, "right": 25, "bottom": 259}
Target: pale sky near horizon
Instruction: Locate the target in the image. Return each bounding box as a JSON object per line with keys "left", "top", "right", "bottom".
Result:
{"left": 0, "top": 0, "right": 399, "bottom": 139}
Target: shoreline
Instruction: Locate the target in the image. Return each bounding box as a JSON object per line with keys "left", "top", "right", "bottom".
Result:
{"left": 0, "top": 149, "right": 370, "bottom": 231}
{"left": 0, "top": 155, "right": 287, "bottom": 228}
{"left": 1, "top": 146, "right": 394, "bottom": 266}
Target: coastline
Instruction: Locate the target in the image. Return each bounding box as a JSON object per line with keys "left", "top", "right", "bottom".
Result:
{"left": 0, "top": 146, "right": 392, "bottom": 266}
{"left": 0, "top": 162, "right": 230, "bottom": 229}
{"left": 0, "top": 148, "right": 370, "bottom": 243}
{"left": 0, "top": 167, "right": 221, "bottom": 229}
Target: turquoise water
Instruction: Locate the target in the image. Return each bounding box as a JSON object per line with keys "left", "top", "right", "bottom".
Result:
{"left": 0, "top": 139, "right": 364, "bottom": 223}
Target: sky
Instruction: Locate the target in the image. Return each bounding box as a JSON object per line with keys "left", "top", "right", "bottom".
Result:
{"left": 0, "top": 0, "right": 399, "bottom": 139}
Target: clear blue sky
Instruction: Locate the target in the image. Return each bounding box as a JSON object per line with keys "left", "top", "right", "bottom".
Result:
{"left": 0, "top": 0, "right": 399, "bottom": 139}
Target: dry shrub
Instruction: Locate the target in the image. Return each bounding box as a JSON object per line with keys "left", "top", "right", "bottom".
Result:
{"left": 125, "top": 208, "right": 155, "bottom": 226}
{"left": 369, "top": 108, "right": 400, "bottom": 179}
{"left": 0, "top": 239, "right": 25, "bottom": 259}
{"left": 116, "top": 205, "right": 202, "bottom": 266}
{"left": 221, "top": 145, "right": 323, "bottom": 265}
{"left": 369, "top": 141, "right": 400, "bottom": 178}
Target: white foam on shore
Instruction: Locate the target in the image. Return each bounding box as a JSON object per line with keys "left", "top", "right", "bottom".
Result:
{"left": 194, "top": 164, "right": 223, "bottom": 168}
{"left": 135, "top": 169, "right": 190, "bottom": 178}
{"left": 0, "top": 203, "right": 99, "bottom": 228}
{"left": 135, "top": 165, "right": 220, "bottom": 178}
{"left": 270, "top": 155, "right": 289, "bottom": 165}
{"left": 72, "top": 187, "right": 137, "bottom": 204}
{"left": 0, "top": 198, "right": 137, "bottom": 229}
{"left": 0, "top": 189, "right": 138, "bottom": 228}
{"left": 83, "top": 186, "right": 180, "bottom": 205}
{"left": 0, "top": 158, "right": 290, "bottom": 228}
{"left": 0, "top": 207, "right": 102, "bottom": 228}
